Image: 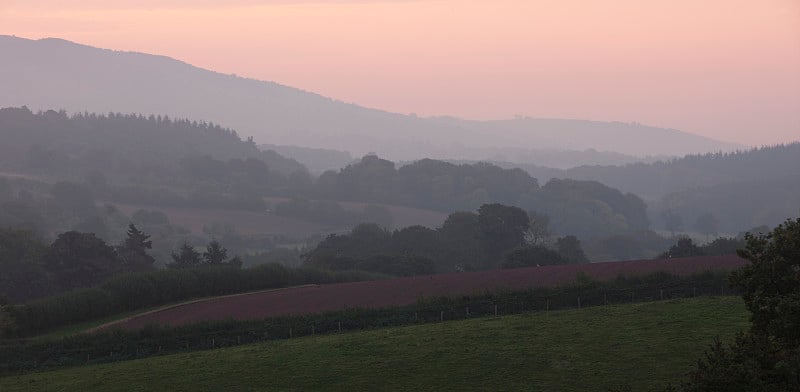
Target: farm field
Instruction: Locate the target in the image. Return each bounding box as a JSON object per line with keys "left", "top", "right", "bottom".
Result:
{"left": 0, "top": 297, "right": 749, "bottom": 392}
{"left": 109, "top": 255, "right": 744, "bottom": 330}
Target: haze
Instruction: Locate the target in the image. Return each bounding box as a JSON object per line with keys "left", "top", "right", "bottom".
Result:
{"left": 2, "top": 0, "right": 798, "bottom": 146}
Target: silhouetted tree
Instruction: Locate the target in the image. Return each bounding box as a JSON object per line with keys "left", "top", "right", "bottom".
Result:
{"left": 44, "top": 231, "right": 121, "bottom": 290}
{"left": 677, "top": 218, "right": 800, "bottom": 390}
{"left": 659, "top": 237, "right": 704, "bottom": 259}
{"left": 117, "top": 223, "right": 155, "bottom": 272}
{"left": 203, "top": 239, "right": 228, "bottom": 265}
{"left": 169, "top": 243, "right": 202, "bottom": 269}
{"left": 478, "top": 204, "right": 530, "bottom": 267}
{"left": 556, "top": 235, "right": 588, "bottom": 263}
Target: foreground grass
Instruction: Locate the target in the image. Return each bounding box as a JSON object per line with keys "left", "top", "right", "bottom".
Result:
{"left": 0, "top": 297, "right": 748, "bottom": 392}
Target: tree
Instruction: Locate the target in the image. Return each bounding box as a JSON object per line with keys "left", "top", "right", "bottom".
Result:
{"left": 556, "top": 235, "right": 588, "bottom": 263}
{"left": 0, "top": 228, "right": 48, "bottom": 302}
{"left": 44, "top": 231, "right": 121, "bottom": 290}
{"left": 478, "top": 203, "right": 530, "bottom": 267}
{"left": 693, "top": 212, "right": 719, "bottom": 241}
{"left": 731, "top": 218, "right": 800, "bottom": 348}
{"left": 168, "top": 243, "right": 202, "bottom": 269}
{"left": 203, "top": 239, "right": 229, "bottom": 265}
{"left": 438, "top": 211, "right": 485, "bottom": 271}
{"left": 676, "top": 218, "right": 800, "bottom": 391}
{"left": 659, "top": 237, "right": 705, "bottom": 259}
{"left": 117, "top": 223, "right": 155, "bottom": 272}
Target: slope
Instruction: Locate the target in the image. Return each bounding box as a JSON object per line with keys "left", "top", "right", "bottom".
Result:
{"left": 0, "top": 297, "right": 748, "bottom": 392}
{"left": 0, "top": 35, "right": 738, "bottom": 160}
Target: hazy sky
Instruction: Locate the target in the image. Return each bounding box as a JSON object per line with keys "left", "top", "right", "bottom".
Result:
{"left": 2, "top": 0, "right": 798, "bottom": 145}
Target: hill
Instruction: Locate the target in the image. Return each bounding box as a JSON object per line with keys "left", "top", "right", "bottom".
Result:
{"left": 0, "top": 35, "right": 739, "bottom": 161}
{"left": 0, "top": 297, "right": 749, "bottom": 391}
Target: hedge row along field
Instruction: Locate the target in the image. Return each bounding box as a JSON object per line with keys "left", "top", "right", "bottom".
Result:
{"left": 109, "top": 255, "right": 744, "bottom": 330}
{"left": 10, "top": 265, "right": 386, "bottom": 336}
{"left": 0, "top": 271, "right": 735, "bottom": 375}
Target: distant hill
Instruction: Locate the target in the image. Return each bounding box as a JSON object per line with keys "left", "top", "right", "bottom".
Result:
{"left": 0, "top": 107, "right": 306, "bottom": 176}
{"left": 490, "top": 143, "right": 800, "bottom": 232}
{"left": 0, "top": 35, "right": 739, "bottom": 161}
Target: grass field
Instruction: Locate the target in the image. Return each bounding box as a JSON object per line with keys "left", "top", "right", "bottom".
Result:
{"left": 0, "top": 297, "right": 748, "bottom": 392}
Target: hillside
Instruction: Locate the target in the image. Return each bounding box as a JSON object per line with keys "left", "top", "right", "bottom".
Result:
{"left": 0, "top": 35, "right": 739, "bottom": 161}
{"left": 489, "top": 144, "right": 800, "bottom": 232}
{"left": 0, "top": 297, "right": 749, "bottom": 392}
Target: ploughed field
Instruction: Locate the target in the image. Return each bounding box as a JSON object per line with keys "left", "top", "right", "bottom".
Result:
{"left": 111, "top": 255, "right": 744, "bottom": 330}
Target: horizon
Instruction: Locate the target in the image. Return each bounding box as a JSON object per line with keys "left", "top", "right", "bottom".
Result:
{"left": 2, "top": 1, "right": 798, "bottom": 146}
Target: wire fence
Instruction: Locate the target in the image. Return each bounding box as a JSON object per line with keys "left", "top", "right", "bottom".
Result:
{"left": 0, "top": 273, "right": 736, "bottom": 374}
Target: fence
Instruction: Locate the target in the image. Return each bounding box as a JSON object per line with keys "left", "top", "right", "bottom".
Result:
{"left": 0, "top": 272, "right": 735, "bottom": 374}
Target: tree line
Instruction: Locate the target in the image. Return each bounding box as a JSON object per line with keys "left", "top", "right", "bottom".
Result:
{"left": 304, "top": 203, "right": 589, "bottom": 275}
{"left": 0, "top": 224, "right": 239, "bottom": 304}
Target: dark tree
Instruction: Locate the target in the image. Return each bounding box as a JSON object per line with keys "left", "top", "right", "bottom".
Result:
{"left": 169, "top": 243, "right": 202, "bottom": 269}
{"left": 677, "top": 218, "right": 800, "bottom": 391}
{"left": 438, "top": 211, "right": 485, "bottom": 271}
{"left": 732, "top": 218, "right": 800, "bottom": 348}
{"left": 659, "top": 237, "right": 705, "bottom": 259}
{"left": 203, "top": 239, "right": 229, "bottom": 265}
{"left": 556, "top": 235, "right": 588, "bottom": 263}
{"left": 478, "top": 203, "right": 530, "bottom": 267}
{"left": 0, "top": 228, "right": 49, "bottom": 302}
{"left": 44, "top": 231, "right": 121, "bottom": 290}
{"left": 118, "top": 223, "right": 155, "bottom": 272}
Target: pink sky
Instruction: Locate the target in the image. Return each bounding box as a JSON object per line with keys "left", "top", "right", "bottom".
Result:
{"left": 1, "top": 0, "right": 798, "bottom": 145}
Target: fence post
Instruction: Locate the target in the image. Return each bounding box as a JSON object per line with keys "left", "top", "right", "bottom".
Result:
{"left": 414, "top": 312, "right": 418, "bottom": 322}
{"left": 546, "top": 299, "right": 550, "bottom": 312}
{"left": 660, "top": 289, "right": 664, "bottom": 301}
{"left": 338, "top": 321, "right": 342, "bottom": 332}
{"left": 440, "top": 311, "right": 444, "bottom": 322}
{"left": 289, "top": 327, "right": 293, "bottom": 339}
{"left": 87, "top": 354, "right": 90, "bottom": 363}
{"left": 494, "top": 304, "right": 498, "bottom": 316}
{"left": 238, "top": 336, "right": 241, "bottom": 345}
{"left": 211, "top": 339, "right": 215, "bottom": 348}
{"left": 693, "top": 287, "right": 696, "bottom": 297}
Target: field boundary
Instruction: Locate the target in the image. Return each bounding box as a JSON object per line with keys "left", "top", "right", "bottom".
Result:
{"left": 85, "top": 284, "right": 319, "bottom": 333}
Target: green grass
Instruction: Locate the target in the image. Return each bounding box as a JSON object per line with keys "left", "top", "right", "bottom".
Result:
{"left": 0, "top": 297, "right": 748, "bottom": 392}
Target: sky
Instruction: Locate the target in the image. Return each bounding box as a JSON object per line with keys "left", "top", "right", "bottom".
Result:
{"left": 1, "top": 0, "right": 798, "bottom": 146}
